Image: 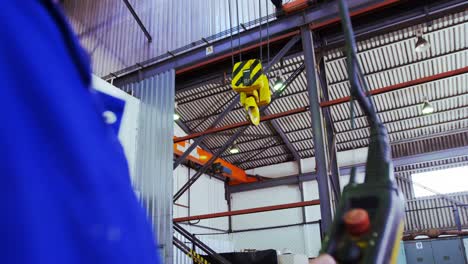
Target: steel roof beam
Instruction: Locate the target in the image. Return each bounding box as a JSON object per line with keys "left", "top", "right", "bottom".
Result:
{"left": 317, "top": 48, "right": 341, "bottom": 202}
{"left": 176, "top": 13, "right": 464, "bottom": 102}
{"left": 173, "top": 95, "right": 239, "bottom": 170}
{"left": 321, "top": 0, "right": 467, "bottom": 51}
{"left": 174, "top": 200, "right": 320, "bottom": 223}
{"left": 321, "top": 66, "right": 468, "bottom": 108}
{"left": 178, "top": 35, "right": 301, "bottom": 132}
{"left": 267, "top": 118, "right": 302, "bottom": 163}
{"left": 173, "top": 35, "right": 302, "bottom": 170}
{"left": 333, "top": 93, "right": 468, "bottom": 124}
{"left": 122, "top": 0, "right": 152, "bottom": 43}
{"left": 174, "top": 64, "right": 303, "bottom": 202}
{"left": 175, "top": 97, "right": 307, "bottom": 144}
{"left": 255, "top": 36, "right": 303, "bottom": 166}
{"left": 174, "top": 119, "right": 212, "bottom": 153}
{"left": 109, "top": 0, "right": 466, "bottom": 86}
{"left": 337, "top": 105, "right": 468, "bottom": 136}
{"left": 230, "top": 145, "right": 468, "bottom": 193}
{"left": 176, "top": 48, "right": 468, "bottom": 123}
{"left": 215, "top": 114, "right": 468, "bottom": 153}
{"left": 241, "top": 131, "right": 468, "bottom": 168}
{"left": 210, "top": 95, "right": 468, "bottom": 147}
{"left": 338, "top": 118, "right": 468, "bottom": 145}
{"left": 180, "top": 87, "right": 307, "bottom": 123}
{"left": 232, "top": 141, "right": 285, "bottom": 165}
{"left": 111, "top": 0, "right": 398, "bottom": 86}
{"left": 234, "top": 152, "right": 296, "bottom": 165}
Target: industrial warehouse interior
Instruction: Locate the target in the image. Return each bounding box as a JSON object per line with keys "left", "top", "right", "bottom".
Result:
{"left": 5, "top": 1, "right": 467, "bottom": 264}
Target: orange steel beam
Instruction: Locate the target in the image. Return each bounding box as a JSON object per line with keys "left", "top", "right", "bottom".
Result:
{"left": 173, "top": 141, "right": 256, "bottom": 184}
{"left": 173, "top": 200, "right": 320, "bottom": 222}
{"left": 320, "top": 66, "right": 468, "bottom": 108}
{"left": 176, "top": 0, "right": 399, "bottom": 75}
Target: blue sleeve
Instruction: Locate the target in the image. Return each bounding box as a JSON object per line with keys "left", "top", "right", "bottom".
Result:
{"left": 0, "top": 2, "right": 160, "bottom": 264}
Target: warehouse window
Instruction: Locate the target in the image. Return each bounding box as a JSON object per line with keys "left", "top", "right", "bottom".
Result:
{"left": 411, "top": 166, "right": 468, "bottom": 198}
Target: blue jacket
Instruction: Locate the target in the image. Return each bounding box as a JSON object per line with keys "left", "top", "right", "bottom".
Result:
{"left": 0, "top": 1, "right": 160, "bottom": 263}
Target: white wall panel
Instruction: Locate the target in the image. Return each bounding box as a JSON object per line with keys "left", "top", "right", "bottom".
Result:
{"left": 302, "top": 181, "right": 321, "bottom": 222}
{"left": 231, "top": 185, "right": 303, "bottom": 230}
{"left": 230, "top": 184, "right": 323, "bottom": 257}
{"left": 246, "top": 147, "right": 369, "bottom": 178}
{"left": 173, "top": 165, "right": 229, "bottom": 231}
{"left": 303, "top": 223, "right": 323, "bottom": 257}
{"left": 189, "top": 172, "right": 229, "bottom": 231}
{"left": 173, "top": 165, "right": 189, "bottom": 218}
{"left": 246, "top": 161, "right": 301, "bottom": 178}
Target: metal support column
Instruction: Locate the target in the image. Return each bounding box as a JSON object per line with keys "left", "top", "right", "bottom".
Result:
{"left": 225, "top": 179, "right": 233, "bottom": 233}
{"left": 452, "top": 206, "right": 462, "bottom": 231}
{"left": 318, "top": 52, "right": 341, "bottom": 203}
{"left": 301, "top": 26, "right": 332, "bottom": 234}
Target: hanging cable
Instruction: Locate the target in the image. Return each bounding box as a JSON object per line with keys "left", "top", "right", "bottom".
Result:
{"left": 228, "top": 0, "right": 234, "bottom": 66}
{"left": 321, "top": 1, "right": 405, "bottom": 262}
{"left": 258, "top": 0, "right": 263, "bottom": 62}
{"left": 236, "top": 0, "right": 242, "bottom": 61}
{"left": 266, "top": 0, "right": 270, "bottom": 67}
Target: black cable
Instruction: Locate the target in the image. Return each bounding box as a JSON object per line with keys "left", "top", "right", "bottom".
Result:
{"left": 338, "top": 0, "right": 393, "bottom": 181}
{"left": 228, "top": 0, "right": 234, "bottom": 66}
{"left": 236, "top": 0, "right": 242, "bottom": 61}
{"left": 338, "top": 1, "right": 379, "bottom": 127}
{"left": 259, "top": 0, "right": 263, "bottom": 62}
{"left": 266, "top": 0, "right": 270, "bottom": 67}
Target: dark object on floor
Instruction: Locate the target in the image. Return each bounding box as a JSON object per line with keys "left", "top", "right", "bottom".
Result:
{"left": 203, "top": 249, "right": 278, "bottom": 264}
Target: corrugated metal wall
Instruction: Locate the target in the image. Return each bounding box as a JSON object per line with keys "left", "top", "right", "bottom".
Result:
{"left": 231, "top": 184, "right": 323, "bottom": 257}
{"left": 63, "top": 0, "right": 275, "bottom": 77}
{"left": 405, "top": 194, "right": 468, "bottom": 232}
{"left": 121, "top": 70, "right": 175, "bottom": 264}
{"left": 393, "top": 156, "right": 468, "bottom": 233}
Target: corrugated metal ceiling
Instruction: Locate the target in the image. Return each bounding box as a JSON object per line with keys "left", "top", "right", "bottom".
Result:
{"left": 176, "top": 10, "right": 468, "bottom": 170}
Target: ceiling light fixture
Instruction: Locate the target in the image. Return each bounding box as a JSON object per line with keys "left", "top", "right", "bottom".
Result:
{"left": 229, "top": 145, "right": 240, "bottom": 154}
{"left": 174, "top": 102, "right": 181, "bottom": 121}
{"left": 415, "top": 36, "right": 431, "bottom": 53}
{"left": 421, "top": 99, "right": 434, "bottom": 115}
{"left": 273, "top": 77, "right": 284, "bottom": 91}
{"left": 414, "top": 28, "right": 430, "bottom": 53}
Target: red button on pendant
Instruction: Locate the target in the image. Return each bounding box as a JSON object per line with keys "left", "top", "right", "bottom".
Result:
{"left": 344, "top": 208, "right": 370, "bottom": 236}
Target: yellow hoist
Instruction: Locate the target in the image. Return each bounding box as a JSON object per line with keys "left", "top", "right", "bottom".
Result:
{"left": 231, "top": 59, "right": 271, "bottom": 126}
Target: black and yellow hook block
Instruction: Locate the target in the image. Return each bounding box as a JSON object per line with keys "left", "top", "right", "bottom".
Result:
{"left": 231, "top": 59, "right": 271, "bottom": 126}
